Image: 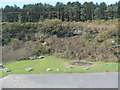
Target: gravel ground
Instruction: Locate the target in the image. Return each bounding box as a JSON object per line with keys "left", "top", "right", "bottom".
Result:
{"left": 0, "top": 72, "right": 118, "bottom": 88}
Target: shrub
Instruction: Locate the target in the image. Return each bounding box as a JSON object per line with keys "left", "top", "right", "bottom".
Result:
{"left": 40, "top": 36, "right": 46, "bottom": 43}
{"left": 34, "top": 44, "right": 52, "bottom": 56}
{"left": 2, "top": 35, "right": 12, "bottom": 45}
{"left": 39, "top": 19, "right": 62, "bottom": 36}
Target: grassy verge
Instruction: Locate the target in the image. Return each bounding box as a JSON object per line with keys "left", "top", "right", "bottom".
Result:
{"left": 0, "top": 56, "right": 119, "bottom": 78}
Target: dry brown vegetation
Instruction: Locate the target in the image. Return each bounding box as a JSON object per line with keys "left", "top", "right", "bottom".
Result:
{"left": 2, "top": 38, "right": 52, "bottom": 63}
{"left": 46, "top": 19, "right": 119, "bottom": 62}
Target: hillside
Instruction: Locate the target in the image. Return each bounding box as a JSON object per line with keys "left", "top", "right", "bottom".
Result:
{"left": 1, "top": 19, "right": 119, "bottom": 63}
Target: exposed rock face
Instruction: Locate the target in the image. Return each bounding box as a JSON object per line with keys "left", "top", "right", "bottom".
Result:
{"left": 74, "top": 30, "right": 84, "bottom": 35}
{"left": 116, "top": 54, "right": 120, "bottom": 57}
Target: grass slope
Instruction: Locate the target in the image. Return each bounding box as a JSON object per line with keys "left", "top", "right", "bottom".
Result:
{"left": 0, "top": 56, "right": 118, "bottom": 78}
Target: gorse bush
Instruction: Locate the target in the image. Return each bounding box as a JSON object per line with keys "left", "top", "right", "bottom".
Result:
{"left": 40, "top": 19, "right": 62, "bottom": 35}
{"left": 33, "top": 43, "right": 52, "bottom": 56}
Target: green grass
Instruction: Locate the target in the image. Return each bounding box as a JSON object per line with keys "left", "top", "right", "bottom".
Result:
{"left": 0, "top": 56, "right": 119, "bottom": 78}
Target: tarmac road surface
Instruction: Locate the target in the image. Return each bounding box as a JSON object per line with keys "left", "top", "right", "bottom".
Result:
{"left": 0, "top": 72, "right": 118, "bottom": 88}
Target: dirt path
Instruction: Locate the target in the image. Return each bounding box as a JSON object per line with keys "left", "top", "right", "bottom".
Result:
{"left": 0, "top": 72, "right": 118, "bottom": 88}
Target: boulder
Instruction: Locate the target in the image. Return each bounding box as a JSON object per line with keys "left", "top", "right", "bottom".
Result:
{"left": 56, "top": 68, "right": 60, "bottom": 71}
{"left": 0, "top": 64, "right": 5, "bottom": 68}
{"left": 112, "top": 41, "right": 115, "bottom": 44}
{"left": 65, "top": 66, "right": 73, "bottom": 69}
{"left": 83, "top": 67, "right": 90, "bottom": 70}
{"left": 46, "top": 68, "right": 52, "bottom": 71}
{"left": 43, "top": 42, "right": 47, "bottom": 45}
{"left": 29, "top": 57, "right": 36, "bottom": 60}
{"left": 116, "top": 54, "right": 120, "bottom": 57}
{"left": 3, "top": 68, "right": 11, "bottom": 72}
{"left": 26, "top": 67, "right": 33, "bottom": 71}
{"left": 38, "top": 56, "right": 44, "bottom": 59}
